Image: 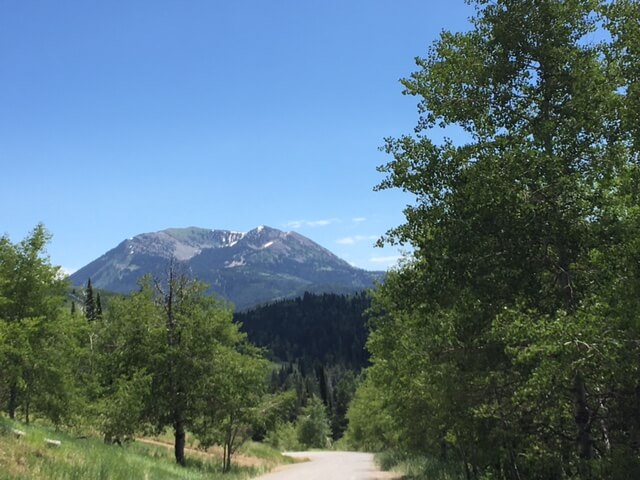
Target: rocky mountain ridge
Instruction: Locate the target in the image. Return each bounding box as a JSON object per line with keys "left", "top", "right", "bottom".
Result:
{"left": 69, "top": 226, "right": 383, "bottom": 309}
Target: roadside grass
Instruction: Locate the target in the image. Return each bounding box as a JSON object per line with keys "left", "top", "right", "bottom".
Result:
{"left": 141, "top": 428, "right": 295, "bottom": 468}
{"left": 145, "top": 428, "right": 200, "bottom": 449}
{"left": 239, "top": 441, "right": 297, "bottom": 466}
{"left": 0, "top": 417, "right": 285, "bottom": 479}
{"left": 376, "top": 450, "right": 465, "bottom": 480}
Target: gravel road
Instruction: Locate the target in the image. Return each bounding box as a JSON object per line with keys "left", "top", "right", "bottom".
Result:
{"left": 254, "top": 451, "right": 401, "bottom": 480}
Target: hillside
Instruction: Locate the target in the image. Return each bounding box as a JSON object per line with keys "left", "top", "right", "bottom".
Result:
{"left": 0, "top": 417, "right": 286, "bottom": 480}
{"left": 69, "top": 226, "right": 384, "bottom": 309}
{"left": 235, "top": 291, "right": 371, "bottom": 369}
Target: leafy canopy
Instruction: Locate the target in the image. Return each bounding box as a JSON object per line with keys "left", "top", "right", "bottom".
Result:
{"left": 350, "top": 0, "right": 640, "bottom": 478}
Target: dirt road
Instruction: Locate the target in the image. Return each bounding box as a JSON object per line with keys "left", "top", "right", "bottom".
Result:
{"left": 254, "top": 451, "right": 401, "bottom": 480}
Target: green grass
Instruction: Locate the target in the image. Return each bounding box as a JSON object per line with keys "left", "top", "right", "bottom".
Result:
{"left": 0, "top": 418, "right": 284, "bottom": 479}
{"left": 239, "top": 441, "right": 296, "bottom": 465}
{"left": 376, "top": 450, "right": 465, "bottom": 480}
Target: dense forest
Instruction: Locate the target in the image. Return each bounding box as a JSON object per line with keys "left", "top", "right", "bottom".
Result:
{"left": 235, "top": 291, "right": 371, "bottom": 440}
{"left": 235, "top": 291, "right": 370, "bottom": 369}
{"left": 344, "top": 1, "right": 640, "bottom": 479}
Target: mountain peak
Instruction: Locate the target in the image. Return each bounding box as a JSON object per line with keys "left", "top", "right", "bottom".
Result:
{"left": 70, "top": 226, "right": 383, "bottom": 309}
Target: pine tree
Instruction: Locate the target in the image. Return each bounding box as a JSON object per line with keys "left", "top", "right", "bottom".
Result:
{"left": 96, "top": 292, "right": 102, "bottom": 319}
{"left": 84, "top": 278, "right": 96, "bottom": 321}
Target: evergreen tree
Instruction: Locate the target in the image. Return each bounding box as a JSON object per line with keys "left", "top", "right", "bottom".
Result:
{"left": 84, "top": 278, "right": 95, "bottom": 321}
{"left": 95, "top": 292, "right": 102, "bottom": 319}
{"left": 235, "top": 291, "right": 371, "bottom": 368}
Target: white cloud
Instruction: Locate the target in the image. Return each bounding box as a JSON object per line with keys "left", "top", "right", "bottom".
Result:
{"left": 307, "top": 219, "right": 333, "bottom": 227}
{"left": 285, "top": 218, "right": 338, "bottom": 229}
{"left": 337, "top": 237, "right": 356, "bottom": 245}
{"left": 352, "top": 217, "right": 367, "bottom": 223}
{"left": 286, "top": 220, "right": 303, "bottom": 229}
{"left": 336, "top": 235, "right": 378, "bottom": 245}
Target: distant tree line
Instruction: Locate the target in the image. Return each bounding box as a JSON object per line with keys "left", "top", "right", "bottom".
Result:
{"left": 235, "top": 291, "right": 370, "bottom": 369}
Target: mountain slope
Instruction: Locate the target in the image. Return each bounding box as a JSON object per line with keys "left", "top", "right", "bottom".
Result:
{"left": 235, "top": 291, "right": 371, "bottom": 369}
{"left": 69, "top": 226, "right": 383, "bottom": 309}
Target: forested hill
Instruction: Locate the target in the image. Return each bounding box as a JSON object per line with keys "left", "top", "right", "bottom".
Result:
{"left": 234, "top": 291, "right": 371, "bottom": 370}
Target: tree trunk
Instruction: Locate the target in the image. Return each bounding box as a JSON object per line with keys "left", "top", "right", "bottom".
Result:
{"left": 174, "top": 420, "right": 186, "bottom": 466}
{"left": 574, "top": 371, "right": 592, "bottom": 460}
{"left": 223, "top": 442, "right": 230, "bottom": 473}
{"left": 223, "top": 424, "right": 234, "bottom": 473}
{"left": 439, "top": 436, "right": 448, "bottom": 461}
{"left": 162, "top": 263, "right": 187, "bottom": 467}
{"left": 463, "top": 458, "right": 472, "bottom": 480}
{"left": 557, "top": 250, "right": 595, "bottom": 466}
{"left": 7, "top": 382, "right": 18, "bottom": 419}
{"left": 634, "top": 383, "right": 640, "bottom": 452}
{"left": 508, "top": 444, "right": 522, "bottom": 480}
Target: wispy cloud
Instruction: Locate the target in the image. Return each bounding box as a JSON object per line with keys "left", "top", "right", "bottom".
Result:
{"left": 285, "top": 220, "right": 304, "bottom": 229}
{"left": 352, "top": 217, "right": 367, "bottom": 223}
{"left": 286, "top": 219, "right": 338, "bottom": 229}
{"left": 336, "top": 235, "right": 378, "bottom": 245}
{"left": 308, "top": 219, "right": 334, "bottom": 227}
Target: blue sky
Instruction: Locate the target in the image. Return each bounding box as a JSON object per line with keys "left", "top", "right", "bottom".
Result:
{"left": 0, "top": 0, "right": 474, "bottom": 273}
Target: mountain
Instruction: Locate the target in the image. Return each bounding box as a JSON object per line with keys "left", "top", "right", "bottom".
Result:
{"left": 69, "top": 226, "right": 384, "bottom": 309}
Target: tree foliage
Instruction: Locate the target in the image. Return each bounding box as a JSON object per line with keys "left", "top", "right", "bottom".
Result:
{"left": 84, "top": 278, "right": 96, "bottom": 321}
{"left": 0, "top": 225, "right": 369, "bottom": 471}
{"left": 94, "top": 266, "right": 267, "bottom": 467}
{"left": 349, "top": 1, "right": 640, "bottom": 478}
{"left": 0, "top": 225, "right": 90, "bottom": 425}
{"left": 192, "top": 344, "right": 268, "bottom": 472}
{"left": 296, "top": 396, "right": 331, "bottom": 449}
{"left": 0, "top": 225, "right": 350, "bottom": 472}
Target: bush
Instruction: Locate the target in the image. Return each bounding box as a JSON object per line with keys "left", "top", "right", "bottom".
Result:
{"left": 376, "top": 451, "right": 465, "bottom": 480}
{"left": 296, "top": 396, "right": 331, "bottom": 449}
{"left": 264, "top": 422, "right": 300, "bottom": 451}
